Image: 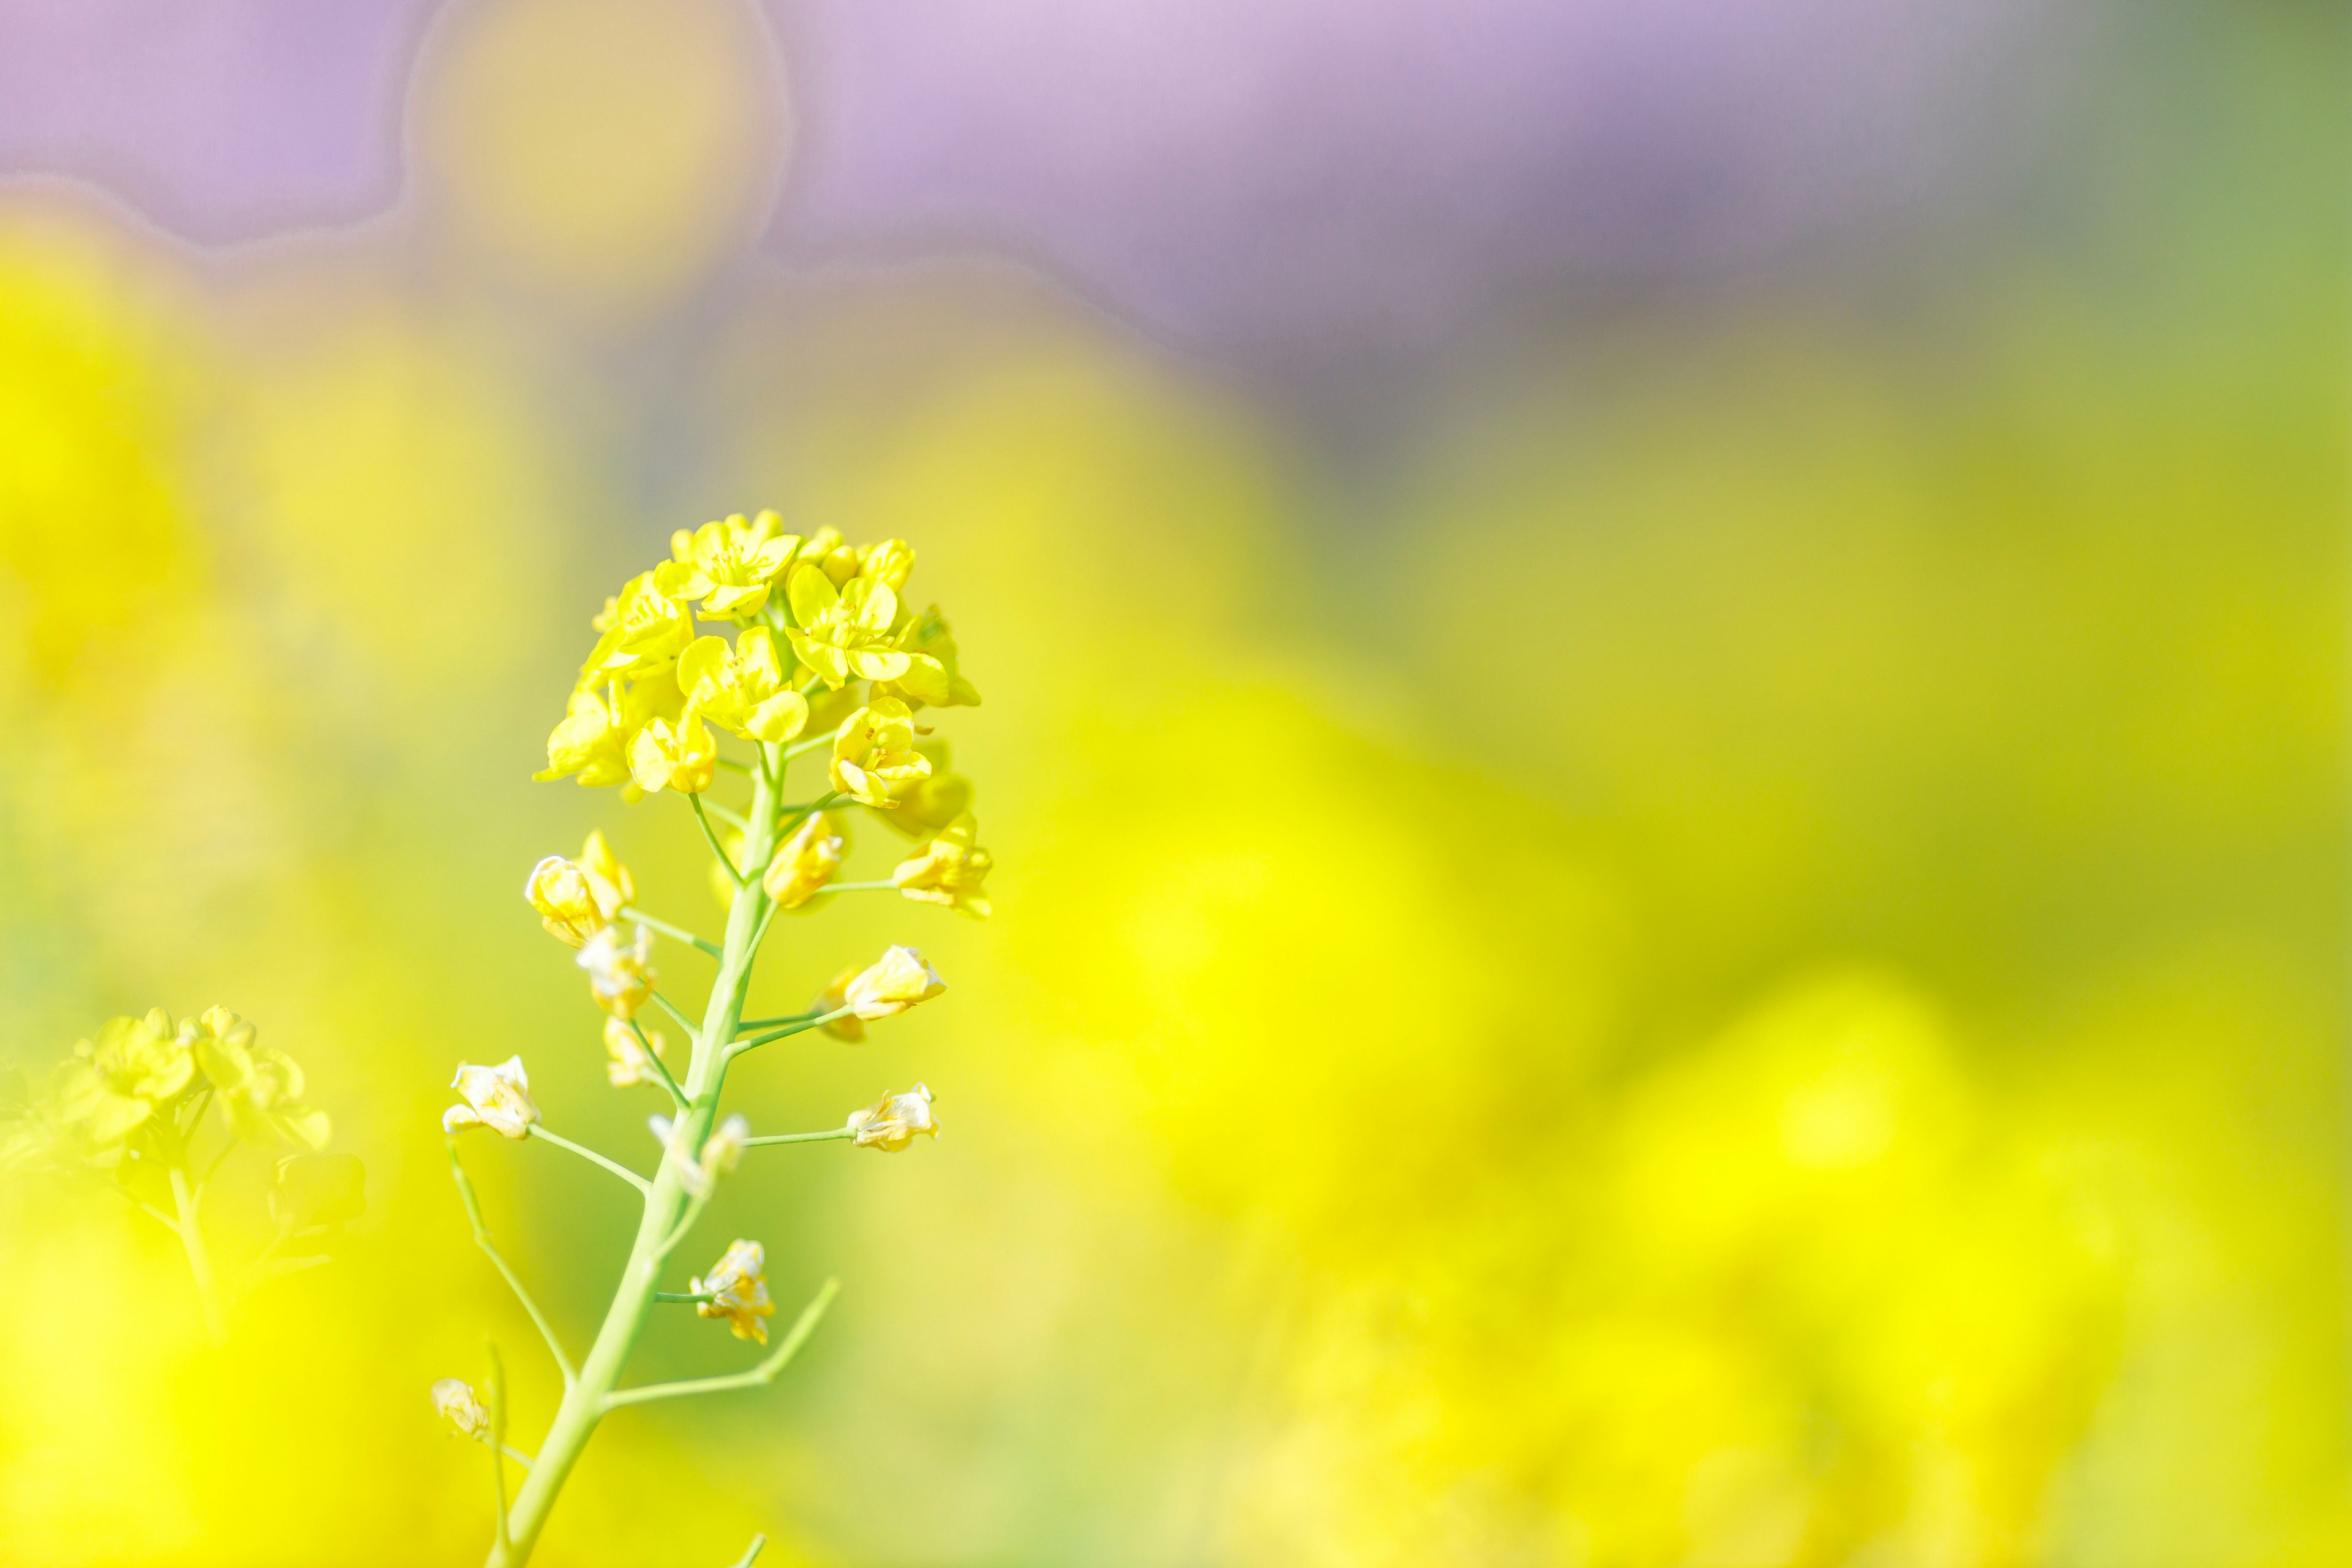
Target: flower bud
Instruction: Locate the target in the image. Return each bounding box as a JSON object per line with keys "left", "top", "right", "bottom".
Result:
{"left": 842, "top": 946, "right": 946, "bottom": 1020}
{"left": 443, "top": 1057, "right": 539, "bottom": 1139}
{"left": 846, "top": 1082, "right": 939, "bottom": 1152}
{"left": 692, "top": 1238, "right": 776, "bottom": 1343}
{"left": 762, "top": 810, "right": 845, "bottom": 909}
{"left": 432, "top": 1378, "right": 492, "bottom": 1439}
{"left": 603, "top": 1018, "right": 667, "bottom": 1089}
{"left": 578, "top": 925, "right": 657, "bottom": 1020}
{"left": 891, "top": 813, "right": 992, "bottom": 918}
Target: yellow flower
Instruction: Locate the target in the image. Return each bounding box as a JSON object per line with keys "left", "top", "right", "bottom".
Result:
{"left": 53, "top": 1009, "right": 194, "bottom": 1147}
{"left": 628, "top": 710, "right": 718, "bottom": 794}
{"left": 846, "top": 1082, "right": 939, "bottom": 1152}
{"left": 857, "top": 537, "right": 916, "bottom": 591}
{"left": 661, "top": 514, "right": 801, "bottom": 619}
{"left": 875, "top": 604, "right": 982, "bottom": 710}
{"left": 891, "top": 813, "right": 992, "bottom": 918}
{"left": 811, "top": 965, "right": 867, "bottom": 1042}
{"left": 762, "top": 810, "right": 845, "bottom": 908}
{"left": 842, "top": 946, "right": 946, "bottom": 1020}
{"left": 537, "top": 688, "right": 633, "bottom": 787}
{"left": 603, "top": 1018, "right": 667, "bottom": 1089}
{"left": 829, "top": 697, "right": 930, "bottom": 807}
{"left": 272, "top": 1152, "right": 366, "bottom": 1229}
{"left": 579, "top": 925, "right": 657, "bottom": 1019}
{"left": 432, "top": 1378, "right": 492, "bottom": 1439}
{"left": 872, "top": 739, "right": 972, "bottom": 838}
{"left": 443, "top": 1056, "right": 538, "bottom": 1139}
{"left": 691, "top": 1237, "right": 776, "bottom": 1343}
{"left": 677, "top": 628, "right": 809, "bottom": 742}
{"left": 784, "top": 565, "right": 911, "bottom": 688}
{"left": 178, "top": 1007, "right": 331, "bottom": 1150}
{"left": 581, "top": 570, "right": 693, "bottom": 680}
{"left": 525, "top": 830, "right": 635, "bottom": 946}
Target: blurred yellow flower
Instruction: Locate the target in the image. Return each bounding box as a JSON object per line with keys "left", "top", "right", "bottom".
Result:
{"left": 677, "top": 627, "right": 809, "bottom": 742}
{"left": 431, "top": 1378, "right": 492, "bottom": 1440}
{"left": 178, "top": 1006, "right": 330, "bottom": 1150}
{"left": 870, "top": 739, "right": 971, "bottom": 839}
{"left": 603, "top": 1018, "right": 667, "bottom": 1089}
{"left": 627, "top": 710, "right": 717, "bottom": 794}
{"left": 536, "top": 688, "right": 634, "bottom": 788}
{"left": 581, "top": 568, "right": 693, "bottom": 680}
{"left": 846, "top": 1082, "right": 938, "bottom": 1152}
{"left": 691, "top": 1237, "right": 775, "bottom": 1344}
{"left": 652, "top": 1112, "right": 748, "bottom": 1197}
{"left": 891, "top": 813, "right": 992, "bottom": 918}
{"left": 525, "top": 829, "right": 635, "bottom": 946}
{"left": 53, "top": 1008, "right": 193, "bottom": 1147}
{"left": 811, "top": 965, "right": 867, "bottom": 1042}
{"left": 856, "top": 537, "right": 916, "bottom": 591}
{"left": 578, "top": 925, "right": 657, "bottom": 1019}
{"left": 842, "top": 946, "right": 946, "bottom": 1020}
{"left": 442, "top": 1056, "right": 539, "bottom": 1139}
{"left": 829, "top": 697, "right": 930, "bottom": 807}
{"left": 660, "top": 513, "right": 799, "bottom": 619}
{"left": 785, "top": 565, "right": 910, "bottom": 688}
{"left": 762, "top": 809, "right": 844, "bottom": 908}
{"left": 876, "top": 604, "right": 982, "bottom": 710}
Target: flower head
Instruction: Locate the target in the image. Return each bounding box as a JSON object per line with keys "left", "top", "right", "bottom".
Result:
{"left": 581, "top": 569, "right": 693, "bottom": 680}
{"left": 603, "top": 1018, "right": 668, "bottom": 1089}
{"left": 829, "top": 698, "right": 930, "bottom": 807}
{"left": 443, "top": 1056, "right": 539, "bottom": 1139}
{"left": 661, "top": 513, "right": 800, "bottom": 619}
{"left": 846, "top": 1082, "right": 939, "bottom": 1152}
{"left": 52, "top": 1008, "right": 195, "bottom": 1148}
{"left": 525, "top": 830, "right": 635, "bottom": 947}
{"left": 691, "top": 1238, "right": 776, "bottom": 1343}
{"left": 677, "top": 628, "right": 809, "bottom": 743}
{"left": 179, "top": 1006, "right": 331, "bottom": 1149}
{"left": 841, "top": 946, "right": 946, "bottom": 1020}
{"left": 762, "top": 810, "right": 845, "bottom": 908}
{"left": 891, "top": 814, "right": 992, "bottom": 918}
{"left": 578, "top": 924, "right": 657, "bottom": 1019}
{"left": 432, "top": 1378, "right": 492, "bottom": 1440}
{"left": 785, "top": 565, "right": 911, "bottom": 689}
{"left": 627, "top": 710, "right": 718, "bottom": 795}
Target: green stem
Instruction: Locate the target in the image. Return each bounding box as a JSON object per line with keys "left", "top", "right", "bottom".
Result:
{"left": 691, "top": 794, "right": 747, "bottom": 885}
{"left": 627, "top": 1019, "right": 688, "bottom": 1109}
{"left": 649, "top": 991, "right": 701, "bottom": 1037}
{"left": 527, "top": 1126, "right": 652, "bottom": 1195}
{"left": 653, "top": 1291, "right": 717, "bottom": 1304}
{"left": 168, "top": 1162, "right": 227, "bottom": 1345}
{"left": 806, "top": 880, "right": 897, "bottom": 896}
{"left": 728, "top": 1006, "right": 856, "bottom": 1060}
{"left": 742, "top": 1128, "right": 855, "bottom": 1148}
{"left": 490, "top": 758, "right": 793, "bottom": 1567}
{"left": 620, "top": 908, "right": 721, "bottom": 957}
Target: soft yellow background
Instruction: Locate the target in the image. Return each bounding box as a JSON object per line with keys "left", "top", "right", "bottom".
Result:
{"left": 1, "top": 2, "right": 2346, "bottom": 1565}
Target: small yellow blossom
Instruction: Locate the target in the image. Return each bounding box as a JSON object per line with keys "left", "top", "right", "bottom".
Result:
{"left": 536, "top": 688, "right": 634, "bottom": 787}
{"left": 872, "top": 740, "right": 972, "bottom": 838}
{"left": 628, "top": 710, "right": 718, "bottom": 795}
{"left": 857, "top": 537, "right": 916, "bottom": 590}
{"left": 842, "top": 946, "right": 946, "bottom": 1020}
{"left": 651, "top": 1112, "right": 748, "bottom": 1197}
{"left": 603, "top": 1018, "right": 667, "bottom": 1089}
{"left": 692, "top": 1237, "right": 776, "bottom": 1343}
{"left": 432, "top": 1378, "right": 492, "bottom": 1439}
{"left": 762, "top": 810, "right": 845, "bottom": 908}
{"left": 272, "top": 1152, "right": 366, "bottom": 1229}
{"left": 846, "top": 1082, "right": 939, "bottom": 1152}
{"left": 875, "top": 604, "right": 982, "bottom": 710}
{"left": 443, "top": 1057, "right": 539, "bottom": 1139}
{"left": 812, "top": 965, "right": 867, "bottom": 1042}
{"left": 579, "top": 925, "right": 657, "bottom": 1019}
{"left": 178, "top": 1007, "right": 331, "bottom": 1149}
{"left": 829, "top": 697, "right": 930, "bottom": 807}
{"left": 660, "top": 514, "right": 800, "bottom": 619}
{"left": 581, "top": 570, "right": 693, "bottom": 680}
{"left": 785, "top": 565, "right": 911, "bottom": 688}
{"left": 891, "top": 813, "right": 992, "bottom": 918}
{"left": 53, "top": 1009, "right": 194, "bottom": 1147}
{"left": 677, "top": 628, "right": 809, "bottom": 742}
{"left": 526, "top": 830, "right": 635, "bottom": 947}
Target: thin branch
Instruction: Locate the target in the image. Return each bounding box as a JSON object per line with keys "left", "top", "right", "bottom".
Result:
{"left": 109, "top": 1183, "right": 181, "bottom": 1234}
{"left": 727, "top": 1006, "right": 856, "bottom": 1060}
{"left": 712, "top": 754, "right": 753, "bottom": 775}
{"left": 728, "top": 1534, "right": 769, "bottom": 1568}
{"left": 691, "top": 794, "right": 747, "bottom": 886}
{"left": 622, "top": 907, "right": 722, "bottom": 957}
{"left": 601, "top": 1279, "right": 840, "bottom": 1411}
{"left": 742, "top": 1128, "right": 855, "bottom": 1148}
{"left": 804, "top": 880, "right": 897, "bottom": 896}
{"left": 736, "top": 1009, "right": 821, "bottom": 1033}
{"left": 628, "top": 1018, "right": 688, "bottom": 1109}
{"left": 699, "top": 797, "right": 750, "bottom": 830}
{"left": 654, "top": 1291, "right": 717, "bottom": 1304}
{"left": 650, "top": 990, "right": 703, "bottom": 1039}
{"left": 528, "top": 1125, "right": 652, "bottom": 1195}
{"left": 487, "top": 1340, "right": 513, "bottom": 1559}
{"left": 447, "top": 1142, "right": 577, "bottom": 1385}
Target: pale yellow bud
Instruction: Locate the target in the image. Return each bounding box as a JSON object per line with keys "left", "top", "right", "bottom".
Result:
{"left": 443, "top": 1057, "right": 539, "bottom": 1139}
{"left": 578, "top": 925, "right": 657, "bottom": 1020}
{"left": 603, "top": 1018, "right": 667, "bottom": 1089}
{"left": 842, "top": 946, "right": 946, "bottom": 1020}
{"left": 890, "top": 813, "right": 992, "bottom": 918}
{"left": 761, "top": 810, "right": 845, "bottom": 908}
{"left": 525, "top": 857, "right": 605, "bottom": 947}
{"left": 692, "top": 1238, "right": 776, "bottom": 1343}
{"left": 846, "top": 1082, "right": 939, "bottom": 1152}
{"left": 432, "top": 1378, "right": 492, "bottom": 1439}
